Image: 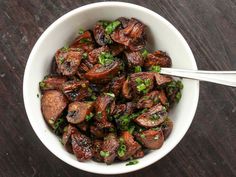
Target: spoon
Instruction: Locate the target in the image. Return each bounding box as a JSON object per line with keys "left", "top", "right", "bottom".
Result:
{"left": 160, "top": 68, "right": 236, "bottom": 87}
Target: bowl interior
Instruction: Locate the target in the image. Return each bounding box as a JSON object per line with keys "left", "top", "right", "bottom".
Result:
{"left": 23, "top": 2, "right": 199, "bottom": 174}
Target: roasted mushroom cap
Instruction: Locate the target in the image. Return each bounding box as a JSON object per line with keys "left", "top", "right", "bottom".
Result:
{"left": 111, "top": 18, "right": 146, "bottom": 51}
{"left": 71, "top": 130, "right": 93, "bottom": 161}
{"left": 55, "top": 48, "right": 83, "bottom": 76}
{"left": 132, "top": 149, "right": 145, "bottom": 159}
{"left": 88, "top": 46, "right": 110, "bottom": 64}
{"left": 62, "top": 80, "right": 91, "bottom": 101}
{"left": 41, "top": 90, "right": 68, "bottom": 127}
{"left": 122, "top": 78, "right": 132, "bottom": 99}
{"left": 108, "top": 75, "right": 126, "bottom": 96}
{"left": 124, "top": 50, "right": 144, "bottom": 67}
{"left": 62, "top": 124, "right": 78, "bottom": 153}
{"left": 134, "top": 104, "right": 167, "bottom": 128}
{"left": 39, "top": 75, "right": 67, "bottom": 91}
{"left": 84, "top": 61, "right": 121, "bottom": 83}
{"left": 135, "top": 129, "right": 164, "bottom": 149}
{"left": 109, "top": 44, "right": 125, "bottom": 56}
{"left": 93, "top": 22, "right": 113, "bottom": 46}
{"left": 66, "top": 101, "right": 94, "bottom": 124}
{"left": 161, "top": 118, "right": 173, "bottom": 139}
{"left": 145, "top": 50, "right": 172, "bottom": 68}
{"left": 154, "top": 73, "right": 172, "bottom": 86}
{"left": 101, "top": 133, "right": 119, "bottom": 164}
{"left": 70, "top": 30, "right": 95, "bottom": 52}
{"left": 118, "top": 131, "right": 141, "bottom": 161}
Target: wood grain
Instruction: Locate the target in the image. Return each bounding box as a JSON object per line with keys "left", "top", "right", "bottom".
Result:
{"left": 0, "top": 0, "right": 235, "bottom": 176}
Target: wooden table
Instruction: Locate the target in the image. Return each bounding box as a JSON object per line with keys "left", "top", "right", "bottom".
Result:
{"left": 0, "top": 0, "right": 235, "bottom": 176}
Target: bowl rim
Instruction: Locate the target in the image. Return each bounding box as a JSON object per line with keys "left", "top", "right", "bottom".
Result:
{"left": 23, "top": 1, "right": 199, "bottom": 174}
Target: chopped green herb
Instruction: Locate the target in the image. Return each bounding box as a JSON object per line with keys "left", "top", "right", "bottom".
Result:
{"left": 53, "top": 117, "right": 68, "bottom": 135}
{"left": 85, "top": 112, "right": 94, "bottom": 121}
{"left": 61, "top": 45, "right": 69, "bottom": 52}
{"left": 82, "top": 52, "right": 88, "bottom": 59}
{"left": 128, "top": 125, "right": 135, "bottom": 134}
{"left": 59, "top": 56, "right": 65, "bottom": 64}
{"left": 176, "top": 80, "right": 184, "bottom": 89}
{"left": 119, "top": 137, "right": 125, "bottom": 143}
{"left": 88, "top": 87, "right": 93, "bottom": 93}
{"left": 97, "top": 112, "right": 102, "bottom": 119}
{"left": 80, "top": 38, "right": 90, "bottom": 43}
{"left": 126, "top": 159, "right": 139, "bottom": 166}
{"left": 175, "top": 92, "right": 182, "bottom": 102}
{"left": 151, "top": 65, "right": 161, "bottom": 73}
{"left": 140, "top": 134, "right": 146, "bottom": 139}
{"left": 135, "top": 77, "right": 143, "bottom": 85}
{"left": 151, "top": 114, "right": 160, "bottom": 120}
{"left": 98, "top": 20, "right": 110, "bottom": 27}
{"left": 91, "top": 94, "right": 97, "bottom": 100}
{"left": 118, "top": 144, "right": 126, "bottom": 157}
{"left": 137, "top": 83, "right": 146, "bottom": 92}
{"left": 37, "top": 93, "right": 39, "bottom": 98}
{"left": 154, "top": 135, "right": 159, "bottom": 140}
{"left": 142, "top": 49, "right": 149, "bottom": 58}
{"left": 105, "top": 20, "right": 121, "bottom": 34}
{"left": 98, "top": 52, "right": 114, "bottom": 65}
{"left": 100, "top": 151, "right": 110, "bottom": 157}
{"left": 105, "top": 92, "right": 115, "bottom": 98}
{"left": 134, "top": 66, "right": 142, "bottom": 73}
{"left": 78, "top": 28, "right": 84, "bottom": 35}
{"left": 39, "top": 81, "right": 46, "bottom": 88}
{"left": 144, "top": 79, "right": 151, "bottom": 86}
{"left": 135, "top": 78, "right": 151, "bottom": 94}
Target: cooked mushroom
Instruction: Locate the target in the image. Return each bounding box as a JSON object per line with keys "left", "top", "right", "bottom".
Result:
{"left": 122, "top": 79, "right": 132, "bottom": 99}
{"left": 154, "top": 73, "right": 172, "bottom": 86}
{"left": 41, "top": 90, "right": 68, "bottom": 127}
{"left": 92, "top": 139, "right": 104, "bottom": 162}
{"left": 135, "top": 129, "right": 164, "bottom": 149}
{"left": 109, "top": 44, "right": 125, "bottom": 56}
{"left": 93, "top": 22, "right": 113, "bottom": 46}
{"left": 88, "top": 46, "right": 110, "bottom": 64}
{"left": 55, "top": 48, "right": 83, "bottom": 76}
{"left": 66, "top": 101, "right": 94, "bottom": 124}
{"left": 134, "top": 104, "right": 167, "bottom": 128}
{"left": 124, "top": 50, "right": 144, "bottom": 67}
{"left": 84, "top": 61, "right": 121, "bottom": 83}
{"left": 161, "top": 118, "right": 173, "bottom": 139}
{"left": 62, "top": 124, "right": 78, "bottom": 153}
{"left": 39, "top": 75, "right": 67, "bottom": 91}
{"left": 145, "top": 50, "right": 172, "bottom": 68}
{"left": 132, "top": 149, "right": 145, "bottom": 159}
{"left": 71, "top": 130, "right": 93, "bottom": 161}
{"left": 109, "top": 75, "right": 126, "bottom": 96}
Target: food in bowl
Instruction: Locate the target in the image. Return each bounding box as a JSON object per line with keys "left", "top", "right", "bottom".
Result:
{"left": 39, "top": 17, "right": 183, "bottom": 165}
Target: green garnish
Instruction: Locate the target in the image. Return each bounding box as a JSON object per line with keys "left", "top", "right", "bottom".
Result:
{"left": 54, "top": 117, "right": 68, "bottom": 135}
{"left": 137, "top": 83, "right": 146, "bottom": 92}
{"left": 37, "top": 93, "right": 39, "bottom": 98}
{"left": 135, "top": 77, "right": 143, "bottom": 85}
{"left": 85, "top": 112, "right": 94, "bottom": 121}
{"left": 128, "top": 125, "right": 135, "bottom": 134}
{"left": 154, "top": 135, "right": 159, "bottom": 140}
{"left": 105, "top": 20, "right": 121, "bottom": 34}
{"left": 151, "top": 65, "right": 161, "bottom": 73}
{"left": 98, "top": 52, "right": 114, "bottom": 65}
{"left": 151, "top": 113, "right": 160, "bottom": 120}
{"left": 98, "top": 20, "right": 110, "bottom": 27}
{"left": 100, "top": 151, "right": 110, "bottom": 157}
{"left": 39, "top": 81, "right": 46, "bottom": 88}
{"left": 80, "top": 38, "right": 90, "bottom": 43}
{"left": 175, "top": 92, "right": 182, "bottom": 103}
{"left": 91, "top": 94, "right": 97, "bottom": 100}
{"left": 97, "top": 112, "right": 102, "bottom": 119}
{"left": 140, "top": 134, "right": 146, "bottom": 139}
{"left": 87, "top": 87, "right": 93, "bottom": 93}
{"left": 59, "top": 56, "right": 65, "bottom": 64}
{"left": 82, "top": 52, "right": 88, "bottom": 59}
{"left": 118, "top": 144, "right": 126, "bottom": 157}
{"left": 134, "top": 66, "right": 142, "bottom": 73}
{"left": 141, "top": 49, "right": 149, "bottom": 58}
{"left": 135, "top": 78, "right": 151, "bottom": 93}
{"left": 105, "top": 92, "right": 115, "bottom": 98}
{"left": 126, "top": 159, "right": 139, "bottom": 166}
{"left": 61, "top": 45, "right": 69, "bottom": 52}
{"left": 78, "top": 28, "right": 84, "bottom": 35}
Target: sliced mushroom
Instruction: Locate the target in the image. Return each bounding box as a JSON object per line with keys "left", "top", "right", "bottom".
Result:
{"left": 71, "top": 130, "right": 93, "bottom": 161}
{"left": 88, "top": 45, "right": 110, "bottom": 64}
{"left": 55, "top": 48, "right": 83, "bottom": 76}
{"left": 122, "top": 79, "right": 132, "bottom": 99}
{"left": 84, "top": 61, "right": 121, "bottom": 83}
{"left": 137, "top": 90, "right": 160, "bottom": 109}
{"left": 109, "top": 75, "right": 126, "bottom": 96}
{"left": 130, "top": 72, "right": 154, "bottom": 95}
{"left": 101, "top": 133, "right": 119, "bottom": 164}
{"left": 70, "top": 30, "right": 95, "bottom": 52}
{"left": 94, "top": 94, "right": 114, "bottom": 128}
{"left": 62, "top": 124, "right": 78, "bottom": 153}
{"left": 118, "top": 131, "right": 141, "bottom": 161}
{"left": 161, "top": 118, "right": 173, "bottom": 139}
{"left": 39, "top": 75, "right": 67, "bottom": 91}
{"left": 117, "top": 17, "right": 129, "bottom": 28}
{"left": 154, "top": 73, "right": 172, "bottom": 86}
{"left": 90, "top": 125, "right": 107, "bottom": 138}
{"left": 62, "top": 80, "right": 91, "bottom": 101}
{"left": 111, "top": 18, "right": 146, "bottom": 51}
{"left": 132, "top": 149, "right": 145, "bottom": 159}
{"left": 124, "top": 50, "right": 144, "bottom": 67}
{"left": 66, "top": 101, "right": 94, "bottom": 124}
{"left": 145, "top": 50, "right": 172, "bottom": 68}
{"left": 92, "top": 139, "right": 104, "bottom": 162}
{"left": 135, "top": 129, "right": 164, "bottom": 149}
{"left": 109, "top": 44, "right": 125, "bottom": 56}
{"left": 41, "top": 90, "right": 68, "bottom": 127}
{"left": 93, "top": 22, "right": 113, "bottom": 46}
{"left": 134, "top": 104, "right": 167, "bottom": 128}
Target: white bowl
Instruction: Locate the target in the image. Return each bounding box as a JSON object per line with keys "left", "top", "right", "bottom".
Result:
{"left": 23, "top": 2, "right": 199, "bottom": 174}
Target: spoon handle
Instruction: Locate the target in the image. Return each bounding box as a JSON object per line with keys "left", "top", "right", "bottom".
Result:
{"left": 160, "top": 68, "right": 236, "bottom": 87}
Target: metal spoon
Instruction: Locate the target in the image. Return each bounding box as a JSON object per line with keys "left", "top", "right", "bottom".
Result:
{"left": 160, "top": 68, "right": 236, "bottom": 87}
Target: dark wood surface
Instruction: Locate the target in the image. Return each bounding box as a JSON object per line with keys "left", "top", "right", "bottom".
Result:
{"left": 0, "top": 0, "right": 235, "bottom": 176}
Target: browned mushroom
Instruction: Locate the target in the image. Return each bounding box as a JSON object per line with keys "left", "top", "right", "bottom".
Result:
{"left": 62, "top": 124, "right": 78, "bottom": 153}
{"left": 161, "top": 118, "right": 173, "bottom": 139}
{"left": 154, "top": 73, "right": 172, "bottom": 86}
{"left": 117, "top": 17, "right": 129, "bottom": 28}
{"left": 66, "top": 101, "right": 94, "bottom": 124}
{"left": 132, "top": 149, "right": 145, "bottom": 159}
{"left": 92, "top": 139, "right": 104, "bottom": 162}
{"left": 135, "top": 129, "right": 164, "bottom": 149}
{"left": 71, "top": 130, "right": 93, "bottom": 161}
{"left": 93, "top": 22, "right": 113, "bottom": 46}
{"left": 70, "top": 30, "right": 95, "bottom": 52}
{"left": 84, "top": 61, "right": 121, "bottom": 83}
{"left": 111, "top": 18, "right": 146, "bottom": 51}
{"left": 145, "top": 50, "right": 172, "bottom": 68}
{"left": 130, "top": 72, "right": 155, "bottom": 95}
{"left": 55, "top": 48, "right": 83, "bottom": 76}
{"left": 122, "top": 78, "right": 132, "bottom": 99}
{"left": 109, "top": 44, "right": 125, "bottom": 56}
{"left": 88, "top": 46, "right": 110, "bottom": 64}
{"left": 134, "top": 104, "right": 167, "bottom": 128}
{"left": 109, "top": 75, "right": 126, "bottom": 96}
{"left": 101, "top": 133, "right": 119, "bottom": 164}
{"left": 118, "top": 131, "right": 141, "bottom": 160}
{"left": 41, "top": 90, "right": 68, "bottom": 127}
{"left": 124, "top": 50, "right": 144, "bottom": 67}
{"left": 62, "top": 80, "right": 91, "bottom": 101}
{"left": 90, "top": 125, "right": 107, "bottom": 138}
{"left": 39, "top": 75, "right": 67, "bottom": 91}
{"left": 94, "top": 94, "right": 114, "bottom": 128}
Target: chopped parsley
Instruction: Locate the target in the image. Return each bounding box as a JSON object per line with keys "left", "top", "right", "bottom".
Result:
{"left": 100, "top": 151, "right": 110, "bottom": 157}
{"left": 134, "top": 66, "right": 142, "bottom": 73}
{"left": 151, "top": 65, "right": 161, "bottom": 73}
{"left": 135, "top": 78, "right": 151, "bottom": 94}
{"left": 85, "top": 112, "right": 94, "bottom": 121}
{"left": 98, "top": 52, "right": 114, "bottom": 65}
{"left": 105, "top": 20, "right": 121, "bottom": 34}
{"left": 98, "top": 20, "right": 110, "bottom": 27}
{"left": 126, "top": 159, "right": 139, "bottom": 166}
